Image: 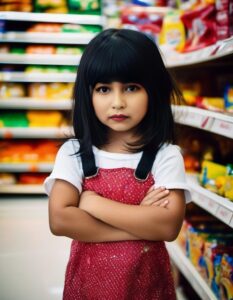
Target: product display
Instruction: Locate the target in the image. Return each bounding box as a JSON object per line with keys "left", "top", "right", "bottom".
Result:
{"left": 177, "top": 211, "right": 233, "bottom": 300}
{"left": 0, "top": 3, "right": 232, "bottom": 300}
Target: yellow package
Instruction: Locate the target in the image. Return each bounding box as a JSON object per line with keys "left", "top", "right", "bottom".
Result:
{"left": 159, "top": 10, "right": 186, "bottom": 51}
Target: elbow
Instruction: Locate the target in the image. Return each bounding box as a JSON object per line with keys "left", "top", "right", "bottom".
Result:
{"left": 164, "top": 224, "right": 182, "bottom": 242}
{"left": 49, "top": 212, "right": 64, "bottom": 236}
{"left": 164, "top": 231, "right": 179, "bottom": 242}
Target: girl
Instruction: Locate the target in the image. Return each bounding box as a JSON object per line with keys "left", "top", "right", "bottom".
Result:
{"left": 44, "top": 29, "right": 191, "bottom": 300}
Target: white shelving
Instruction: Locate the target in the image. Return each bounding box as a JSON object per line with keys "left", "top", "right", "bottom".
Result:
{"left": 0, "top": 72, "right": 76, "bottom": 82}
{"left": 163, "top": 37, "right": 233, "bottom": 68}
{"left": 0, "top": 32, "right": 96, "bottom": 44}
{"left": 0, "top": 98, "right": 71, "bottom": 110}
{"left": 166, "top": 242, "right": 217, "bottom": 300}
{"left": 0, "top": 184, "right": 44, "bottom": 194}
{"left": 0, "top": 53, "right": 82, "bottom": 65}
{"left": 0, "top": 127, "right": 72, "bottom": 138}
{"left": 0, "top": 11, "right": 105, "bottom": 25}
{"left": 173, "top": 105, "right": 233, "bottom": 139}
{"left": 187, "top": 174, "right": 233, "bottom": 228}
{"left": 0, "top": 163, "right": 53, "bottom": 173}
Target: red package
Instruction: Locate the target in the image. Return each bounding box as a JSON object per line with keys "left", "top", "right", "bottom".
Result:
{"left": 180, "top": 5, "right": 217, "bottom": 52}
{"left": 215, "top": 0, "right": 233, "bottom": 40}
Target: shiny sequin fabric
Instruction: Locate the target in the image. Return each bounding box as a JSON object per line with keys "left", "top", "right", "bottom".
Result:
{"left": 63, "top": 168, "right": 176, "bottom": 300}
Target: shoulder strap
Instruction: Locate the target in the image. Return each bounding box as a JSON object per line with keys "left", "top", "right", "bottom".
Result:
{"left": 80, "top": 149, "right": 99, "bottom": 179}
{"left": 80, "top": 146, "right": 156, "bottom": 181}
{"left": 134, "top": 149, "right": 157, "bottom": 181}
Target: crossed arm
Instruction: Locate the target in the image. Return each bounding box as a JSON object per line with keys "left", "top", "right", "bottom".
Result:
{"left": 49, "top": 179, "right": 186, "bottom": 243}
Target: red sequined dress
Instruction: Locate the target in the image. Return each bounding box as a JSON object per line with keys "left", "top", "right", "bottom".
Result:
{"left": 63, "top": 168, "right": 176, "bottom": 300}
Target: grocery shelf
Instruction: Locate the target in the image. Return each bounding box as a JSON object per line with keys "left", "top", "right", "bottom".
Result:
{"left": 0, "top": 72, "right": 76, "bottom": 82}
{"left": 0, "top": 184, "right": 45, "bottom": 194}
{"left": 163, "top": 37, "right": 233, "bottom": 68}
{"left": 0, "top": 127, "right": 73, "bottom": 138}
{"left": 166, "top": 242, "right": 217, "bottom": 300}
{"left": 0, "top": 163, "right": 53, "bottom": 172}
{"left": 173, "top": 105, "right": 233, "bottom": 139}
{"left": 0, "top": 32, "right": 96, "bottom": 44}
{"left": 187, "top": 174, "right": 233, "bottom": 228}
{"left": 0, "top": 53, "right": 81, "bottom": 65}
{"left": 0, "top": 98, "right": 72, "bottom": 110}
{"left": 0, "top": 11, "right": 105, "bottom": 25}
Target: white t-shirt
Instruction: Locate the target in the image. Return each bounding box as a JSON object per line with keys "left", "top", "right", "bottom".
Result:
{"left": 44, "top": 139, "right": 191, "bottom": 203}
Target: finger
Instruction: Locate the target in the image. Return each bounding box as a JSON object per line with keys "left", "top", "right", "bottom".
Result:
{"left": 141, "top": 191, "right": 167, "bottom": 206}
{"left": 153, "top": 200, "right": 169, "bottom": 207}
{"left": 159, "top": 200, "right": 169, "bottom": 207}
{"left": 152, "top": 198, "right": 168, "bottom": 206}
{"left": 146, "top": 186, "right": 154, "bottom": 195}
{"left": 143, "top": 187, "right": 166, "bottom": 202}
{"left": 145, "top": 189, "right": 169, "bottom": 203}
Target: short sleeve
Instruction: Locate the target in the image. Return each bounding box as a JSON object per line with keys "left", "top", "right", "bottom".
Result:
{"left": 43, "top": 140, "right": 83, "bottom": 195}
{"left": 152, "top": 145, "right": 192, "bottom": 203}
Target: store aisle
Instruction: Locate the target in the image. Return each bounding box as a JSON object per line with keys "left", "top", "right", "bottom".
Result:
{"left": 0, "top": 199, "right": 70, "bottom": 300}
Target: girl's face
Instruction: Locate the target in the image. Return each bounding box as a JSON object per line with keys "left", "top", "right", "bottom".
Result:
{"left": 92, "top": 81, "right": 148, "bottom": 136}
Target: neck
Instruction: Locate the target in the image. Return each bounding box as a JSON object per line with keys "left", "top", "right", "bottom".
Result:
{"left": 101, "top": 131, "right": 140, "bottom": 153}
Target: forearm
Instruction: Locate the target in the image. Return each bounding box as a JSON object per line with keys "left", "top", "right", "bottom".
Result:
{"left": 82, "top": 192, "right": 185, "bottom": 241}
{"left": 49, "top": 205, "right": 139, "bottom": 242}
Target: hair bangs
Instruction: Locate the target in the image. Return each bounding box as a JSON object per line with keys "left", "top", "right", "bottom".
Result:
{"left": 87, "top": 41, "right": 147, "bottom": 88}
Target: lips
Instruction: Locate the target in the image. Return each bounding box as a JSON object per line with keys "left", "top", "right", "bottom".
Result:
{"left": 109, "top": 114, "right": 129, "bottom": 121}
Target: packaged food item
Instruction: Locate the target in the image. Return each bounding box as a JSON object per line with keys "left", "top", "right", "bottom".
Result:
{"left": 27, "top": 111, "right": 64, "bottom": 127}
{"left": 215, "top": 0, "right": 232, "bottom": 40}
{"left": 159, "top": 10, "right": 186, "bottom": 51}
{"left": 28, "top": 83, "right": 47, "bottom": 98}
{"left": 223, "top": 164, "right": 233, "bottom": 201}
{"left": 19, "top": 173, "right": 48, "bottom": 184}
{"left": 180, "top": 4, "right": 217, "bottom": 52}
{"left": 183, "top": 154, "right": 200, "bottom": 173}
{"left": 179, "top": 81, "right": 201, "bottom": 106}
{"left": 37, "top": 141, "right": 59, "bottom": 162}
{"left": 202, "top": 237, "right": 233, "bottom": 283}
{"left": 34, "top": 0, "right": 67, "bottom": 13}
{"left": 187, "top": 225, "right": 210, "bottom": 273}
{"left": 0, "top": 112, "right": 28, "bottom": 127}
{"left": 0, "top": 173, "right": 16, "bottom": 185}
{"left": 26, "top": 45, "right": 56, "bottom": 54}
{"left": 10, "top": 47, "right": 25, "bottom": 54}
{"left": 196, "top": 97, "right": 225, "bottom": 112}
{"left": 25, "top": 66, "right": 44, "bottom": 73}
{"left": 120, "top": 6, "right": 165, "bottom": 43}
{"left": 224, "top": 85, "right": 233, "bottom": 113}
{"left": 68, "top": 0, "right": 100, "bottom": 13}
{"left": 0, "top": 1, "right": 32, "bottom": 12}
{"left": 0, "top": 83, "right": 25, "bottom": 99}
{"left": 56, "top": 46, "right": 83, "bottom": 55}
{"left": 219, "top": 253, "right": 233, "bottom": 300}
{"left": 59, "top": 66, "right": 76, "bottom": 73}
{"left": 47, "top": 83, "right": 73, "bottom": 99}
{"left": 200, "top": 160, "right": 226, "bottom": 192}
{"left": 0, "top": 142, "right": 33, "bottom": 163}
{"left": 61, "top": 24, "right": 87, "bottom": 33}
{"left": 27, "top": 23, "right": 62, "bottom": 33}
{"left": 0, "top": 45, "right": 10, "bottom": 53}
{"left": 208, "top": 247, "right": 233, "bottom": 299}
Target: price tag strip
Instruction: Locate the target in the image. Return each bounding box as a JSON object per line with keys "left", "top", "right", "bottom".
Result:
{"left": 210, "top": 119, "right": 233, "bottom": 139}
{"left": 188, "top": 175, "right": 233, "bottom": 228}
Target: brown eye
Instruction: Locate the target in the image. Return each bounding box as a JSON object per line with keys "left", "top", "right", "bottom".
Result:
{"left": 95, "top": 86, "right": 110, "bottom": 94}
{"left": 125, "top": 85, "right": 140, "bottom": 92}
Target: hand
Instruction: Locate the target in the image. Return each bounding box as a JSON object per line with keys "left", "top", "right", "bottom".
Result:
{"left": 79, "top": 190, "right": 97, "bottom": 212}
{"left": 140, "top": 186, "right": 170, "bottom": 207}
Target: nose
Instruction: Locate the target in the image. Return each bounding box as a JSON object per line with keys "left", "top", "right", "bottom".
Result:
{"left": 112, "top": 91, "right": 126, "bottom": 109}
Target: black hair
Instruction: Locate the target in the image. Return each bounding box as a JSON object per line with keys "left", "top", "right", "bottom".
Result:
{"left": 72, "top": 28, "right": 182, "bottom": 155}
